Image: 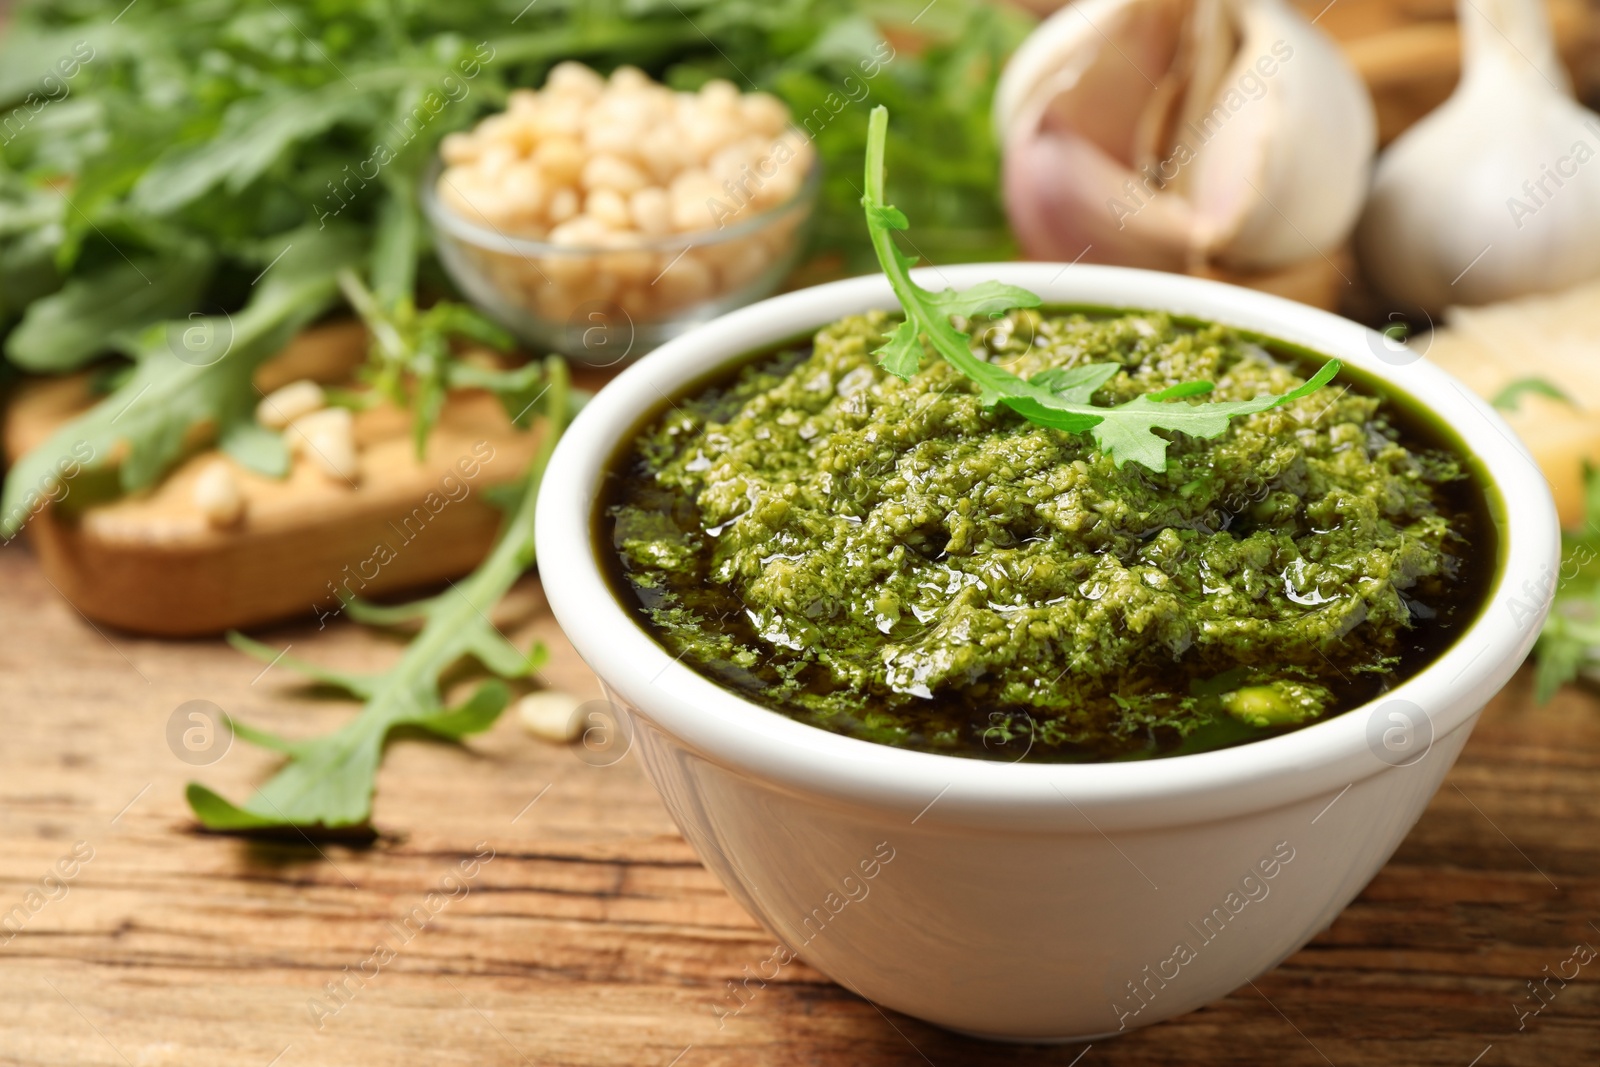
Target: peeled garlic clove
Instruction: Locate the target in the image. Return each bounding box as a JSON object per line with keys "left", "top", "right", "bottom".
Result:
{"left": 995, "top": 0, "right": 1375, "bottom": 272}
{"left": 1356, "top": 0, "right": 1600, "bottom": 315}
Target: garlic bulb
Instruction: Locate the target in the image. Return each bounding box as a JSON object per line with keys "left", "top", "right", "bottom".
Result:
{"left": 996, "top": 0, "right": 1375, "bottom": 273}
{"left": 1356, "top": 0, "right": 1600, "bottom": 314}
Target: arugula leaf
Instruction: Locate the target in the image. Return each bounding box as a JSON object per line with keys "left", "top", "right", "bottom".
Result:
{"left": 338, "top": 269, "right": 563, "bottom": 455}
{"left": 226, "top": 631, "right": 382, "bottom": 699}
{"left": 218, "top": 420, "right": 289, "bottom": 479}
{"left": 0, "top": 226, "right": 362, "bottom": 539}
{"left": 5, "top": 247, "right": 212, "bottom": 372}
{"left": 1030, "top": 364, "right": 1121, "bottom": 401}
{"left": 1492, "top": 377, "right": 1574, "bottom": 412}
{"left": 1082, "top": 364, "right": 1338, "bottom": 473}
{"left": 131, "top": 85, "right": 381, "bottom": 216}
{"left": 860, "top": 106, "right": 1340, "bottom": 473}
{"left": 1532, "top": 464, "right": 1600, "bottom": 703}
{"left": 186, "top": 358, "right": 572, "bottom": 831}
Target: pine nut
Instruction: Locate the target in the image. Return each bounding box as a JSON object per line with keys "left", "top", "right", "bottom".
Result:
{"left": 193, "top": 461, "right": 244, "bottom": 528}
{"left": 255, "top": 379, "right": 325, "bottom": 429}
{"left": 517, "top": 690, "right": 584, "bottom": 743}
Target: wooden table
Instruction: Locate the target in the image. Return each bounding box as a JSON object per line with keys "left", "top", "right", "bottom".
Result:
{"left": 1, "top": 539, "right": 1597, "bottom": 1067}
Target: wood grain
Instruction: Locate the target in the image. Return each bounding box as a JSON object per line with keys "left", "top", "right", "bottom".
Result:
{"left": 0, "top": 539, "right": 1596, "bottom": 1067}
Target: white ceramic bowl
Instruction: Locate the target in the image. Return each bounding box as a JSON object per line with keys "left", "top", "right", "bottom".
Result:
{"left": 536, "top": 265, "right": 1559, "bottom": 1041}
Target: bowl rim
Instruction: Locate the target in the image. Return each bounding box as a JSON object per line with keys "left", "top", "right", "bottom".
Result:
{"left": 535, "top": 264, "right": 1559, "bottom": 831}
{"left": 418, "top": 153, "right": 822, "bottom": 257}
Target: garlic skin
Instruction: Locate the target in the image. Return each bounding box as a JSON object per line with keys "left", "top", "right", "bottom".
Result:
{"left": 996, "top": 0, "right": 1375, "bottom": 273}
{"left": 1356, "top": 0, "right": 1600, "bottom": 314}
{"left": 1185, "top": 0, "right": 1374, "bottom": 267}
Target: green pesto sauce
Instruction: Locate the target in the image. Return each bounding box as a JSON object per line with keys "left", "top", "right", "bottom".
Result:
{"left": 598, "top": 308, "right": 1497, "bottom": 762}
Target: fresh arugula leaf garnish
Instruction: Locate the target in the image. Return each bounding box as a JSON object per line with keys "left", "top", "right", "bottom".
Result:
{"left": 1029, "top": 364, "right": 1121, "bottom": 401}
{"left": 860, "top": 106, "right": 1341, "bottom": 473}
{"left": 186, "top": 358, "right": 575, "bottom": 832}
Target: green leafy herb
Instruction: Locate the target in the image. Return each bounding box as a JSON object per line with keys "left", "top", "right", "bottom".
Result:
{"left": 186, "top": 357, "right": 576, "bottom": 831}
{"left": 2, "top": 0, "right": 1030, "bottom": 517}
{"left": 1532, "top": 465, "right": 1600, "bottom": 703}
{"left": 1491, "top": 377, "right": 1574, "bottom": 412}
{"left": 6, "top": 246, "right": 214, "bottom": 373}
{"left": 0, "top": 227, "right": 362, "bottom": 538}
{"left": 337, "top": 269, "right": 558, "bottom": 458}
{"left": 860, "top": 106, "right": 1341, "bottom": 473}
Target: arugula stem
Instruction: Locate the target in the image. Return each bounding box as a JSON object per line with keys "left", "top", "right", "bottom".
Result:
{"left": 861, "top": 105, "right": 1340, "bottom": 472}
{"left": 187, "top": 358, "right": 572, "bottom": 830}
{"left": 337, "top": 268, "right": 406, "bottom": 362}
{"left": 862, "top": 108, "right": 1042, "bottom": 397}
{"left": 376, "top": 358, "right": 566, "bottom": 686}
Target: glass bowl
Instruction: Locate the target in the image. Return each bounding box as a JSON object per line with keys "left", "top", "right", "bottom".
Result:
{"left": 421, "top": 156, "right": 820, "bottom": 364}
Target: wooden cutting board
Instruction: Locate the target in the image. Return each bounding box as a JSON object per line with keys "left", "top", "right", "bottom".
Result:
{"left": 1, "top": 322, "right": 543, "bottom": 637}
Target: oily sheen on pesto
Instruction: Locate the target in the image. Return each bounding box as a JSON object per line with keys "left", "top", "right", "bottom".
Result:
{"left": 598, "top": 308, "right": 1494, "bottom": 762}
